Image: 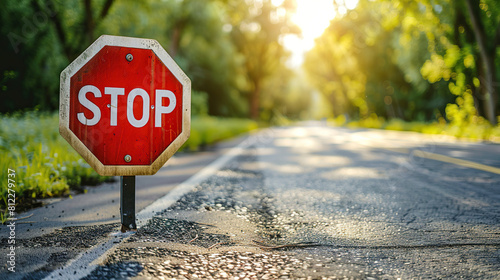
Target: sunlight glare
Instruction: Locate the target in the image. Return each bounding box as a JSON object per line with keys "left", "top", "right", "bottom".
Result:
{"left": 279, "top": 0, "right": 359, "bottom": 67}
{"left": 271, "top": 0, "right": 285, "bottom": 6}
{"left": 292, "top": 0, "right": 336, "bottom": 42}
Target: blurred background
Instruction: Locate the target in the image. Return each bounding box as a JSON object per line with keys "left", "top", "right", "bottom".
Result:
{"left": 1, "top": 0, "right": 500, "bottom": 127}
{"left": 1, "top": 0, "right": 500, "bottom": 212}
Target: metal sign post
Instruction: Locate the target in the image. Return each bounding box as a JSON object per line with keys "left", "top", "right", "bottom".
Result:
{"left": 120, "top": 176, "right": 136, "bottom": 232}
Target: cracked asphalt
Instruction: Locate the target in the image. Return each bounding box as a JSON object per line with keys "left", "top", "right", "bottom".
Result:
{"left": 2, "top": 123, "right": 500, "bottom": 279}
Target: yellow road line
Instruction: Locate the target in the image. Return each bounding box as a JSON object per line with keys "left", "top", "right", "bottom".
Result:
{"left": 411, "top": 150, "right": 500, "bottom": 175}
{"left": 372, "top": 145, "right": 500, "bottom": 175}
{"left": 382, "top": 147, "right": 500, "bottom": 175}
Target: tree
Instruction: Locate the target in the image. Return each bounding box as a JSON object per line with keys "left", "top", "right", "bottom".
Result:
{"left": 0, "top": 0, "right": 250, "bottom": 116}
{"left": 304, "top": 0, "right": 500, "bottom": 125}
{"left": 225, "top": 0, "right": 299, "bottom": 119}
{"left": 136, "top": 0, "right": 248, "bottom": 116}
{"left": 1, "top": 0, "right": 66, "bottom": 112}
{"left": 35, "top": 0, "right": 118, "bottom": 61}
{"left": 385, "top": 0, "right": 499, "bottom": 124}
{"left": 260, "top": 66, "right": 313, "bottom": 122}
{"left": 463, "top": 0, "right": 499, "bottom": 124}
{"left": 0, "top": 0, "right": 122, "bottom": 112}
{"left": 304, "top": 0, "right": 433, "bottom": 120}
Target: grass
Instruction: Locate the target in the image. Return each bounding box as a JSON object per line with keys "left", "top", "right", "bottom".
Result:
{"left": 331, "top": 114, "right": 500, "bottom": 143}
{"left": 0, "top": 112, "right": 110, "bottom": 220}
{"left": 183, "top": 116, "right": 258, "bottom": 151}
{"left": 0, "top": 112, "right": 258, "bottom": 222}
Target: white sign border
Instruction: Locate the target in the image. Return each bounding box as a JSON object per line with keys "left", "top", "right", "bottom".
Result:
{"left": 59, "top": 35, "right": 191, "bottom": 176}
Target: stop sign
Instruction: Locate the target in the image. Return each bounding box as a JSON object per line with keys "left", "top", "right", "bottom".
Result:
{"left": 59, "top": 35, "right": 191, "bottom": 176}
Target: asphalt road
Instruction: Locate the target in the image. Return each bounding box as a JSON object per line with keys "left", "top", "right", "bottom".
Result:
{"left": 2, "top": 122, "right": 500, "bottom": 279}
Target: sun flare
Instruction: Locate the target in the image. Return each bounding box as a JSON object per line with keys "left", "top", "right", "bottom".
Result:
{"left": 292, "top": 0, "right": 337, "bottom": 42}
{"left": 278, "top": 0, "right": 359, "bottom": 66}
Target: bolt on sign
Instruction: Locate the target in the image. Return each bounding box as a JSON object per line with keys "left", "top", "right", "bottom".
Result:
{"left": 59, "top": 35, "right": 191, "bottom": 176}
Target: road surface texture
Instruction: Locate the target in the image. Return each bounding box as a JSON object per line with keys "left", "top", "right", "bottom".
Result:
{"left": 2, "top": 122, "right": 500, "bottom": 279}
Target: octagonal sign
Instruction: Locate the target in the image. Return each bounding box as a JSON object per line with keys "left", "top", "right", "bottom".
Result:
{"left": 59, "top": 35, "right": 191, "bottom": 176}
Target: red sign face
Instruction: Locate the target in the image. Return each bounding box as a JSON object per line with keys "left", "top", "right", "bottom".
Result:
{"left": 60, "top": 36, "right": 191, "bottom": 176}
{"left": 69, "top": 46, "right": 182, "bottom": 165}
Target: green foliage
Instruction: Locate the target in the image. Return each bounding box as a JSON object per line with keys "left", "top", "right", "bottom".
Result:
{"left": 191, "top": 90, "right": 209, "bottom": 116}
{"left": 0, "top": 0, "right": 67, "bottom": 112}
{"left": 182, "top": 116, "right": 258, "bottom": 151}
{"left": 260, "top": 68, "right": 313, "bottom": 122}
{"left": 345, "top": 114, "right": 385, "bottom": 129}
{"left": 226, "top": 0, "right": 300, "bottom": 119}
{"left": 305, "top": 0, "right": 499, "bottom": 128}
{"left": 1, "top": 71, "right": 16, "bottom": 91}
{"left": 0, "top": 112, "right": 109, "bottom": 218}
{"left": 305, "top": 0, "right": 421, "bottom": 121}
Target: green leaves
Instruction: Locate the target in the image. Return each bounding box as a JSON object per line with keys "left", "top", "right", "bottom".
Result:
{"left": 304, "top": 0, "right": 499, "bottom": 125}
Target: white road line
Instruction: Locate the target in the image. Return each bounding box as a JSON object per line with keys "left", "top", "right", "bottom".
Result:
{"left": 43, "top": 232, "right": 134, "bottom": 280}
{"left": 43, "top": 137, "right": 252, "bottom": 280}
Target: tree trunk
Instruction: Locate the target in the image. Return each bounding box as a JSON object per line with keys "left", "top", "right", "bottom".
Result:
{"left": 169, "top": 25, "right": 182, "bottom": 58}
{"left": 465, "top": 0, "right": 498, "bottom": 125}
{"left": 250, "top": 83, "right": 260, "bottom": 120}
{"left": 83, "top": 0, "right": 95, "bottom": 46}
{"left": 480, "top": 58, "right": 497, "bottom": 124}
